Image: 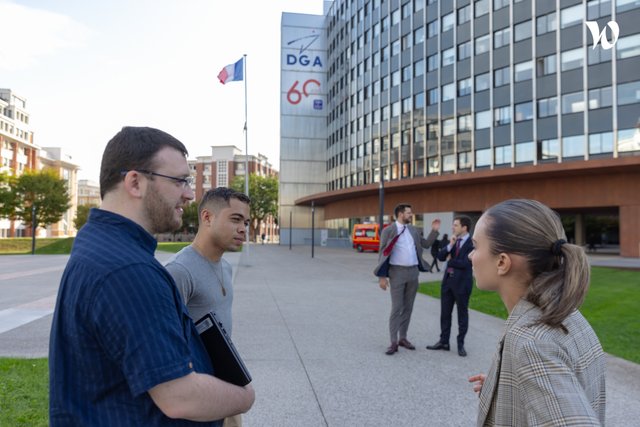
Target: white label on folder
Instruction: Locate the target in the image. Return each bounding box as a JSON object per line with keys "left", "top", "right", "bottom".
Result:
{"left": 196, "top": 317, "right": 213, "bottom": 334}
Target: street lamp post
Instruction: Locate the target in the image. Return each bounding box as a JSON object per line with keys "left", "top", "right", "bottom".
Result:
{"left": 31, "top": 204, "right": 37, "bottom": 255}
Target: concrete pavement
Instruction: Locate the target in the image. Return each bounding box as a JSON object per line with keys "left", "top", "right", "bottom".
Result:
{"left": 0, "top": 246, "right": 638, "bottom": 426}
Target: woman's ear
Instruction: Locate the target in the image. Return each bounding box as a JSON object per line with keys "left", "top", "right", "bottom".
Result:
{"left": 496, "top": 253, "right": 512, "bottom": 276}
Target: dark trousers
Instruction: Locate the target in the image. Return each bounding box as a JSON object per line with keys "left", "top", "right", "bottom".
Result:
{"left": 439, "top": 274, "right": 471, "bottom": 347}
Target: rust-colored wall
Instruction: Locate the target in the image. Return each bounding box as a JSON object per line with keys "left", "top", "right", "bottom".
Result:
{"left": 297, "top": 158, "right": 640, "bottom": 257}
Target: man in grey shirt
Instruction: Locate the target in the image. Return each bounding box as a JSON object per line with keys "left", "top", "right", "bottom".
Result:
{"left": 165, "top": 187, "right": 251, "bottom": 427}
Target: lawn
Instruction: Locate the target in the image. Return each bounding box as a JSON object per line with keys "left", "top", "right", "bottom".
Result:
{"left": 0, "top": 238, "right": 74, "bottom": 255}
{"left": 156, "top": 242, "right": 191, "bottom": 253}
{"left": 418, "top": 266, "right": 640, "bottom": 364}
{"left": 0, "top": 358, "right": 48, "bottom": 427}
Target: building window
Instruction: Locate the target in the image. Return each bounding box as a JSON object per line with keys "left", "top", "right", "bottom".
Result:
{"left": 561, "top": 48, "right": 583, "bottom": 71}
{"left": 402, "top": 33, "right": 413, "bottom": 50}
{"left": 536, "top": 54, "right": 556, "bottom": 76}
{"left": 562, "top": 91, "right": 585, "bottom": 114}
{"left": 391, "top": 9, "right": 400, "bottom": 25}
{"left": 514, "top": 20, "right": 532, "bottom": 42}
{"left": 414, "top": 92, "right": 425, "bottom": 109}
{"left": 458, "top": 41, "right": 472, "bottom": 60}
{"left": 563, "top": 135, "right": 585, "bottom": 158}
{"left": 616, "top": 34, "right": 640, "bottom": 60}
{"left": 427, "top": 53, "right": 439, "bottom": 71}
{"left": 589, "top": 131, "right": 614, "bottom": 154}
{"left": 494, "top": 28, "right": 510, "bottom": 49}
{"left": 475, "top": 0, "right": 490, "bottom": 17}
{"left": 494, "top": 0, "right": 509, "bottom": 10}
{"left": 443, "top": 154, "right": 456, "bottom": 172}
{"left": 475, "top": 72, "right": 490, "bottom": 92}
{"left": 495, "top": 145, "right": 512, "bottom": 165}
{"left": 402, "top": 97, "right": 412, "bottom": 113}
{"left": 442, "top": 118, "right": 455, "bottom": 136}
{"left": 414, "top": 59, "right": 425, "bottom": 77}
{"left": 475, "top": 34, "right": 490, "bottom": 55}
{"left": 537, "top": 12, "right": 556, "bottom": 35}
{"left": 391, "top": 70, "right": 400, "bottom": 86}
{"left": 458, "top": 5, "right": 471, "bottom": 23}
{"left": 476, "top": 148, "right": 492, "bottom": 167}
{"left": 560, "top": 4, "right": 584, "bottom": 29}
{"left": 391, "top": 40, "right": 401, "bottom": 56}
{"left": 617, "top": 81, "right": 640, "bottom": 105}
{"left": 442, "top": 48, "right": 455, "bottom": 66}
{"left": 538, "top": 96, "right": 558, "bottom": 118}
{"left": 217, "top": 160, "right": 228, "bottom": 187}
{"left": 587, "top": 0, "right": 612, "bottom": 19}
{"left": 618, "top": 0, "right": 640, "bottom": 13}
{"left": 415, "top": 0, "right": 425, "bottom": 13}
{"left": 514, "top": 60, "right": 533, "bottom": 81}
{"left": 427, "top": 19, "right": 439, "bottom": 38}
{"left": 428, "top": 88, "right": 439, "bottom": 105}
{"left": 588, "top": 44, "right": 612, "bottom": 65}
{"left": 515, "top": 101, "right": 533, "bottom": 121}
{"left": 442, "top": 83, "right": 455, "bottom": 102}
{"left": 414, "top": 27, "right": 425, "bottom": 45}
{"left": 442, "top": 12, "right": 455, "bottom": 32}
{"left": 458, "top": 78, "right": 472, "bottom": 97}
{"left": 392, "top": 101, "right": 400, "bottom": 117}
{"left": 402, "top": 65, "right": 412, "bottom": 82}
{"left": 588, "top": 86, "right": 612, "bottom": 109}
{"left": 539, "top": 138, "right": 560, "bottom": 160}
{"left": 494, "top": 106, "right": 511, "bottom": 126}
{"left": 617, "top": 128, "right": 640, "bottom": 153}
{"left": 516, "top": 141, "right": 535, "bottom": 163}
{"left": 458, "top": 114, "right": 472, "bottom": 132}
{"left": 402, "top": 2, "right": 411, "bottom": 18}
{"left": 494, "top": 66, "right": 510, "bottom": 87}
{"left": 476, "top": 110, "right": 491, "bottom": 129}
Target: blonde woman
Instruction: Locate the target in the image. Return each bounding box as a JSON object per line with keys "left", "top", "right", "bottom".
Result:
{"left": 468, "top": 199, "right": 605, "bottom": 426}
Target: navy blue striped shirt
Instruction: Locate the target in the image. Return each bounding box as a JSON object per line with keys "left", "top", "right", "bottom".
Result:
{"left": 49, "top": 208, "right": 222, "bottom": 426}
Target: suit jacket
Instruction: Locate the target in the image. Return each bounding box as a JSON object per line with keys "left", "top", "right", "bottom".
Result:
{"left": 373, "top": 224, "right": 439, "bottom": 277}
{"left": 437, "top": 237, "right": 474, "bottom": 292}
{"left": 477, "top": 299, "right": 606, "bottom": 427}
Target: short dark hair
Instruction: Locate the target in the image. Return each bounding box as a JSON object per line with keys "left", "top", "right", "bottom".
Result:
{"left": 198, "top": 187, "right": 251, "bottom": 218}
{"left": 394, "top": 203, "right": 412, "bottom": 218}
{"left": 455, "top": 215, "right": 472, "bottom": 232}
{"left": 99, "top": 126, "right": 188, "bottom": 199}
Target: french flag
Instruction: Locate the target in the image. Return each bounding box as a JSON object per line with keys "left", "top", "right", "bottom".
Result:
{"left": 217, "top": 58, "right": 244, "bottom": 84}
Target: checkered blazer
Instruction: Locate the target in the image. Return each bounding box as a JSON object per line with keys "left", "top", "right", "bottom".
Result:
{"left": 477, "top": 299, "right": 606, "bottom": 426}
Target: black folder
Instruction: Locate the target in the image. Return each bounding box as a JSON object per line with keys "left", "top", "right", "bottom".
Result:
{"left": 194, "top": 311, "right": 252, "bottom": 386}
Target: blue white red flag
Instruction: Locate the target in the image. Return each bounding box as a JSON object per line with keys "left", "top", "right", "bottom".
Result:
{"left": 217, "top": 58, "right": 243, "bottom": 84}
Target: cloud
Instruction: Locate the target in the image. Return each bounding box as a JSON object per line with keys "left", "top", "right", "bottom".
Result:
{"left": 0, "top": 1, "right": 90, "bottom": 70}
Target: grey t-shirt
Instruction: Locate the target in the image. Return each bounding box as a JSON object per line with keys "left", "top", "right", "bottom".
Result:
{"left": 164, "top": 245, "right": 234, "bottom": 336}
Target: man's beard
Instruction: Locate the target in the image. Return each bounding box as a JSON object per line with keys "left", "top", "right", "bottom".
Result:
{"left": 143, "top": 183, "right": 182, "bottom": 234}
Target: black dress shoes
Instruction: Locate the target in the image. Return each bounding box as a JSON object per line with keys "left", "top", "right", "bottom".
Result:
{"left": 458, "top": 346, "right": 467, "bottom": 357}
{"left": 426, "top": 342, "right": 450, "bottom": 351}
{"left": 385, "top": 342, "right": 399, "bottom": 355}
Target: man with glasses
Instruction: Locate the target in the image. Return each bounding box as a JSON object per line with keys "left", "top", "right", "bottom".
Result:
{"left": 49, "top": 127, "right": 254, "bottom": 426}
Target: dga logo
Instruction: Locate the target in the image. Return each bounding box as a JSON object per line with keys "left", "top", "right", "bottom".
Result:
{"left": 585, "top": 20, "right": 620, "bottom": 50}
{"left": 286, "top": 33, "right": 323, "bottom": 67}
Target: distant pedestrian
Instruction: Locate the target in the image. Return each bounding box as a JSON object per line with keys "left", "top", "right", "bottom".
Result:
{"left": 429, "top": 233, "right": 448, "bottom": 273}
{"left": 468, "top": 199, "right": 605, "bottom": 426}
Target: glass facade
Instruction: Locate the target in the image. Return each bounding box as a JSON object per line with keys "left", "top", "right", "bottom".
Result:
{"left": 322, "top": 0, "right": 640, "bottom": 191}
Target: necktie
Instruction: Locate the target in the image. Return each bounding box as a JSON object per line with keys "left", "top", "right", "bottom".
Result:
{"left": 446, "top": 239, "right": 462, "bottom": 274}
{"left": 383, "top": 226, "right": 406, "bottom": 257}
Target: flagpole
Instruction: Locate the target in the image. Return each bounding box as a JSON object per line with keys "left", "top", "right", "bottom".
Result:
{"left": 243, "top": 53, "right": 251, "bottom": 265}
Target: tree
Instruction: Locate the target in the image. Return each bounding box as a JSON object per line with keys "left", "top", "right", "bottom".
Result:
{"left": 180, "top": 201, "right": 200, "bottom": 234}
{"left": 231, "top": 174, "right": 278, "bottom": 240}
{"left": 74, "top": 204, "right": 97, "bottom": 231}
{"left": 13, "top": 169, "right": 71, "bottom": 230}
{"left": 0, "top": 172, "right": 17, "bottom": 220}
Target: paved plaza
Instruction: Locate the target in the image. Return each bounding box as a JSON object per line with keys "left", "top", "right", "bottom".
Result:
{"left": 0, "top": 246, "right": 639, "bottom": 426}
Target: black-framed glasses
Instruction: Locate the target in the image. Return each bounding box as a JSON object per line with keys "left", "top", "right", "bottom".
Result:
{"left": 121, "top": 169, "right": 194, "bottom": 188}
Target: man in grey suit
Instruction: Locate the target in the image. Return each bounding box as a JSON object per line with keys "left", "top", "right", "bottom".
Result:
{"left": 374, "top": 203, "right": 440, "bottom": 355}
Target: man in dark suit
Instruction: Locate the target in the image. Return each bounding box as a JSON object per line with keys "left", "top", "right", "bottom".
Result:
{"left": 374, "top": 203, "right": 440, "bottom": 355}
{"left": 427, "top": 215, "right": 474, "bottom": 357}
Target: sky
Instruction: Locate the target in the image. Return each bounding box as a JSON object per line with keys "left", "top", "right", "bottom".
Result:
{"left": 0, "top": 0, "right": 325, "bottom": 182}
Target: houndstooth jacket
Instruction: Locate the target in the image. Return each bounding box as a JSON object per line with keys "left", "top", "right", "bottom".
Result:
{"left": 477, "top": 299, "right": 606, "bottom": 426}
